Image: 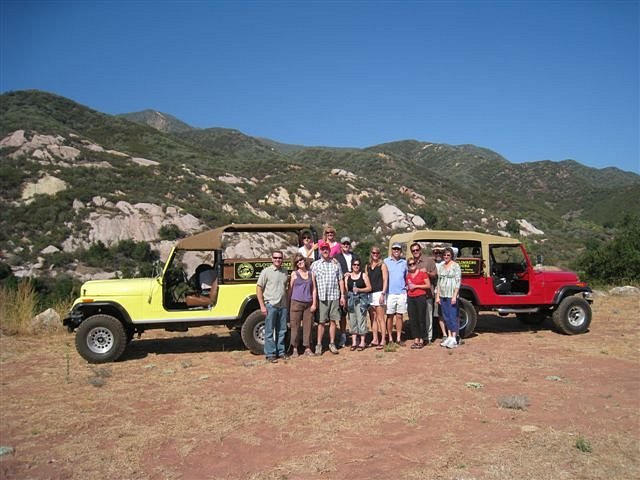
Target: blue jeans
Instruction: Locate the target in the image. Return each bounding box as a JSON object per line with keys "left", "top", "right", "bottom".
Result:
{"left": 264, "top": 304, "right": 288, "bottom": 358}
{"left": 439, "top": 298, "right": 459, "bottom": 334}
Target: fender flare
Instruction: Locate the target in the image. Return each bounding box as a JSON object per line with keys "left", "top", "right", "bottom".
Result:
{"left": 458, "top": 285, "right": 479, "bottom": 306}
{"left": 67, "top": 301, "right": 132, "bottom": 328}
{"left": 552, "top": 286, "right": 593, "bottom": 306}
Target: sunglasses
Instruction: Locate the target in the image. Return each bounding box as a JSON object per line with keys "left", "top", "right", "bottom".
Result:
{"left": 302, "top": 236, "right": 311, "bottom": 240}
{"left": 443, "top": 253, "right": 452, "bottom": 257}
{"left": 392, "top": 247, "right": 401, "bottom": 251}
{"left": 371, "top": 251, "right": 380, "bottom": 255}
{"left": 325, "top": 231, "right": 335, "bottom": 235}
{"left": 408, "top": 262, "right": 416, "bottom": 266}
{"left": 272, "top": 256, "right": 283, "bottom": 260}
{"left": 411, "top": 248, "right": 420, "bottom": 253}
{"left": 296, "top": 258, "right": 305, "bottom": 263}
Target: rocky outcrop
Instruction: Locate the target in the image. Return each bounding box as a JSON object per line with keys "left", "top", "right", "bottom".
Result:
{"left": 60, "top": 200, "right": 203, "bottom": 252}
{"left": 21, "top": 175, "right": 68, "bottom": 202}
{"left": 377, "top": 204, "right": 426, "bottom": 232}
{"left": 518, "top": 219, "right": 544, "bottom": 236}
{"left": 0, "top": 130, "right": 159, "bottom": 169}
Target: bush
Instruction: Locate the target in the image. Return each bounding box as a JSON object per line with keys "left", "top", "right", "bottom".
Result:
{"left": 159, "top": 223, "right": 184, "bottom": 240}
{"left": 575, "top": 214, "right": 640, "bottom": 284}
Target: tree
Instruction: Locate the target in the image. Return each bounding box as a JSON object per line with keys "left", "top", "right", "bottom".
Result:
{"left": 575, "top": 215, "right": 640, "bottom": 284}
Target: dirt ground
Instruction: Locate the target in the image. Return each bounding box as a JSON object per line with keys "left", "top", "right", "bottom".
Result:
{"left": 1, "top": 294, "right": 638, "bottom": 480}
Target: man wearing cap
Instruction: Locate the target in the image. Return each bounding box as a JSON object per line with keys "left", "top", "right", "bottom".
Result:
{"left": 334, "top": 236, "right": 359, "bottom": 348}
{"left": 384, "top": 243, "right": 408, "bottom": 344}
{"left": 410, "top": 242, "right": 437, "bottom": 344}
{"left": 311, "top": 242, "right": 346, "bottom": 355}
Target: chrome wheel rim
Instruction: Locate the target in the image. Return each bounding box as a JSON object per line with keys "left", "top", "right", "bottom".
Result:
{"left": 567, "top": 305, "right": 586, "bottom": 327}
{"left": 86, "top": 326, "right": 114, "bottom": 354}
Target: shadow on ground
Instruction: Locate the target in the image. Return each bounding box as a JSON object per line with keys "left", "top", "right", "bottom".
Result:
{"left": 120, "top": 331, "right": 246, "bottom": 361}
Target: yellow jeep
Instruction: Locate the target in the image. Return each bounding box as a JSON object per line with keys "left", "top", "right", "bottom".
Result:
{"left": 64, "top": 224, "right": 318, "bottom": 363}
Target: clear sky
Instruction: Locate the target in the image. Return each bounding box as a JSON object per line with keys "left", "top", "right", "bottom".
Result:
{"left": 1, "top": 0, "right": 638, "bottom": 173}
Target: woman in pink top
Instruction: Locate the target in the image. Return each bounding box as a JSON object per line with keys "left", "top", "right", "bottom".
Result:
{"left": 318, "top": 225, "right": 341, "bottom": 258}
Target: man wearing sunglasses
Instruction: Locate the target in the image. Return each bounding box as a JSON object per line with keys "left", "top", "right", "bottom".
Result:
{"left": 384, "top": 243, "right": 408, "bottom": 345}
{"left": 256, "top": 251, "right": 290, "bottom": 363}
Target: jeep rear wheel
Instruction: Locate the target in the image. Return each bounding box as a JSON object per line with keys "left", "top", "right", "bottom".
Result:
{"left": 76, "top": 314, "right": 127, "bottom": 363}
{"left": 241, "top": 310, "right": 266, "bottom": 355}
{"left": 552, "top": 297, "right": 592, "bottom": 335}
{"left": 458, "top": 298, "right": 478, "bottom": 338}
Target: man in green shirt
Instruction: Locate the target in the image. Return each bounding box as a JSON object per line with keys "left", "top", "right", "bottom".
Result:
{"left": 256, "top": 251, "right": 289, "bottom": 363}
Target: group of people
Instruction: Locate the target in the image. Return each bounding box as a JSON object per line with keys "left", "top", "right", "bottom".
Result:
{"left": 255, "top": 226, "right": 462, "bottom": 363}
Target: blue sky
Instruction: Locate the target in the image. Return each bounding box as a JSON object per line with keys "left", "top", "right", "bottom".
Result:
{"left": 1, "top": 0, "right": 638, "bottom": 173}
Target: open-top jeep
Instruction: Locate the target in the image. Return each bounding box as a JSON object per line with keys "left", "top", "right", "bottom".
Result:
{"left": 388, "top": 230, "right": 593, "bottom": 338}
{"left": 64, "top": 224, "right": 318, "bottom": 363}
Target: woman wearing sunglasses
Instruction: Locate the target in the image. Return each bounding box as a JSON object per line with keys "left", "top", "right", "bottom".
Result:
{"left": 435, "top": 247, "right": 462, "bottom": 349}
{"left": 406, "top": 259, "right": 431, "bottom": 349}
{"left": 345, "top": 260, "right": 372, "bottom": 351}
{"left": 365, "top": 247, "right": 388, "bottom": 349}
{"left": 289, "top": 253, "right": 317, "bottom": 356}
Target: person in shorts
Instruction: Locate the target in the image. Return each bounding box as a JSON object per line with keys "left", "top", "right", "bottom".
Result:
{"left": 384, "top": 242, "right": 408, "bottom": 345}
{"left": 311, "top": 243, "right": 345, "bottom": 355}
{"left": 365, "top": 246, "right": 388, "bottom": 349}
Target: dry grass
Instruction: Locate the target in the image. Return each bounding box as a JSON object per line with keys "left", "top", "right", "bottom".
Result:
{"left": 0, "top": 282, "right": 37, "bottom": 335}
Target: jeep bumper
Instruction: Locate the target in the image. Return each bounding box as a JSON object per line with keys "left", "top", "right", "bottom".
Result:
{"left": 62, "top": 307, "right": 84, "bottom": 332}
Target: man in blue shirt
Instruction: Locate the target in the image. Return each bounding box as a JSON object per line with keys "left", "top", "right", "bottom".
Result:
{"left": 384, "top": 242, "right": 408, "bottom": 345}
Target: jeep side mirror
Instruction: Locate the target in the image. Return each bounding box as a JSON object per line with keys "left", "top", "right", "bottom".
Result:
{"left": 536, "top": 254, "right": 544, "bottom": 266}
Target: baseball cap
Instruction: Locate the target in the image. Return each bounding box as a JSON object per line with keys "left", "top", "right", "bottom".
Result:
{"left": 391, "top": 242, "right": 402, "bottom": 249}
{"left": 340, "top": 236, "right": 351, "bottom": 244}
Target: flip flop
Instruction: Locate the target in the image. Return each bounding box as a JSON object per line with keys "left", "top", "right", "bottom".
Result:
{"left": 376, "top": 344, "right": 384, "bottom": 350}
{"left": 350, "top": 345, "right": 357, "bottom": 351}
{"left": 357, "top": 346, "right": 365, "bottom": 351}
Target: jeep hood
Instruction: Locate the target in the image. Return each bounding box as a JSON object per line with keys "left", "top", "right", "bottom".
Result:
{"left": 536, "top": 267, "right": 582, "bottom": 283}
{"left": 79, "top": 277, "right": 155, "bottom": 298}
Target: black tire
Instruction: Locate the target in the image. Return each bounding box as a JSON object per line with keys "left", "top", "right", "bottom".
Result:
{"left": 241, "top": 310, "right": 266, "bottom": 355}
{"left": 552, "top": 296, "right": 592, "bottom": 334}
{"left": 517, "top": 312, "right": 548, "bottom": 325}
{"left": 75, "top": 314, "right": 127, "bottom": 363}
{"left": 458, "top": 298, "right": 478, "bottom": 338}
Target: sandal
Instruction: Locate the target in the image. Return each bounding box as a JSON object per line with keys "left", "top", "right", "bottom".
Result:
{"left": 357, "top": 345, "right": 365, "bottom": 351}
{"left": 410, "top": 343, "right": 420, "bottom": 349}
{"left": 350, "top": 345, "right": 357, "bottom": 351}
{"left": 376, "top": 344, "right": 385, "bottom": 350}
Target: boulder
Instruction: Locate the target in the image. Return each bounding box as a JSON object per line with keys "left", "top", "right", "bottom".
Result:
{"left": 31, "top": 308, "right": 61, "bottom": 331}
{"left": 609, "top": 286, "right": 639, "bottom": 296}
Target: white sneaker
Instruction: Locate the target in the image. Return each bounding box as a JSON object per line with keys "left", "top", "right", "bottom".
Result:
{"left": 439, "top": 338, "right": 449, "bottom": 347}
{"left": 445, "top": 337, "right": 458, "bottom": 349}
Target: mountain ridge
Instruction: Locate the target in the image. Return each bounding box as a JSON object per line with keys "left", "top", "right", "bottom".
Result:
{"left": 1, "top": 89, "right": 638, "bottom": 281}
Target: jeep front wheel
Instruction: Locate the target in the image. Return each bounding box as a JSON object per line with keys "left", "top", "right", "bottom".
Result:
{"left": 76, "top": 314, "right": 128, "bottom": 363}
{"left": 458, "top": 298, "right": 478, "bottom": 338}
{"left": 552, "top": 297, "right": 592, "bottom": 335}
{"left": 241, "top": 310, "right": 266, "bottom": 355}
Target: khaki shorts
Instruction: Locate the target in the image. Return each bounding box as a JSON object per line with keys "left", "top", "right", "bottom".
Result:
{"left": 386, "top": 293, "right": 407, "bottom": 315}
{"left": 317, "top": 299, "right": 341, "bottom": 324}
